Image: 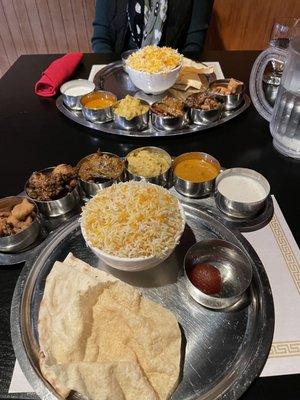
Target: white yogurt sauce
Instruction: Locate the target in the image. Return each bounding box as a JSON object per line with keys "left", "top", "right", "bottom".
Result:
{"left": 217, "top": 175, "right": 267, "bottom": 203}
{"left": 64, "top": 86, "right": 92, "bottom": 96}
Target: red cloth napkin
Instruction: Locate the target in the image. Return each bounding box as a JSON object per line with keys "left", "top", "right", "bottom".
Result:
{"left": 35, "top": 52, "right": 83, "bottom": 97}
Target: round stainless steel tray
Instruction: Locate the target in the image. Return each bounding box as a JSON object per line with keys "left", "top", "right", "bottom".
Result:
{"left": 11, "top": 202, "right": 274, "bottom": 400}
{"left": 56, "top": 61, "right": 251, "bottom": 138}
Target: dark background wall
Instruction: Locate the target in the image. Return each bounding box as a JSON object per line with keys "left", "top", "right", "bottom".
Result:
{"left": 0, "top": 0, "right": 300, "bottom": 77}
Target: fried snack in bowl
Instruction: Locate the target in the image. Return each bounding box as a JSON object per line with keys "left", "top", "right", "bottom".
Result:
{"left": 0, "top": 196, "right": 40, "bottom": 252}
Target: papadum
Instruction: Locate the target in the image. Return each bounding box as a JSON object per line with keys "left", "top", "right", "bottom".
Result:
{"left": 38, "top": 254, "right": 182, "bottom": 400}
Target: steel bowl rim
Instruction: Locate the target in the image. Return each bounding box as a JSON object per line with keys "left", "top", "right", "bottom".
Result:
{"left": 186, "top": 92, "right": 223, "bottom": 112}
{"left": 60, "top": 79, "right": 95, "bottom": 98}
{"left": 0, "top": 196, "right": 40, "bottom": 249}
{"left": 80, "top": 90, "right": 117, "bottom": 111}
{"left": 77, "top": 152, "right": 125, "bottom": 185}
{"left": 208, "top": 78, "right": 245, "bottom": 97}
{"left": 150, "top": 99, "right": 188, "bottom": 119}
{"left": 188, "top": 105, "right": 223, "bottom": 114}
{"left": 24, "top": 166, "right": 79, "bottom": 205}
{"left": 215, "top": 167, "right": 271, "bottom": 206}
{"left": 112, "top": 99, "right": 150, "bottom": 119}
{"left": 183, "top": 238, "right": 253, "bottom": 301}
{"left": 172, "top": 152, "right": 221, "bottom": 185}
{"left": 125, "top": 146, "right": 172, "bottom": 180}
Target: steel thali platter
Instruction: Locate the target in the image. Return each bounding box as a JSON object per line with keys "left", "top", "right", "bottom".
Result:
{"left": 11, "top": 201, "right": 274, "bottom": 400}
{"left": 56, "top": 61, "right": 251, "bottom": 138}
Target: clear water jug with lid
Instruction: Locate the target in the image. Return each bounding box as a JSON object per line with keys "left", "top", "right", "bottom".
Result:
{"left": 250, "top": 36, "right": 300, "bottom": 159}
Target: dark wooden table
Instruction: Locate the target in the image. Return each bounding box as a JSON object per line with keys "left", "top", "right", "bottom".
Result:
{"left": 0, "top": 51, "right": 299, "bottom": 400}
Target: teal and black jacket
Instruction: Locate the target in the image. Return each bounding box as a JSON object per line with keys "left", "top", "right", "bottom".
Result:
{"left": 92, "top": 0, "right": 214, "bottom": 54}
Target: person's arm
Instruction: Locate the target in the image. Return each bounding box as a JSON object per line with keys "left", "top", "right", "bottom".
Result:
{"left": 91, "top": 0, "right": 114, "bottom": 53}
{"left": 183, "top": 0, "right": 214, "bottom": 52}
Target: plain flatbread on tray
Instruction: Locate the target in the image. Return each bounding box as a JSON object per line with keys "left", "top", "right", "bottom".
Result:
{"left": 38, "top": 253, "right": 182, "bottom": 400}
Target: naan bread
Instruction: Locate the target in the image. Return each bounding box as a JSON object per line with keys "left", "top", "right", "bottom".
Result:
{"left": 38, "top": 254, "right": 182, "bottom": 400}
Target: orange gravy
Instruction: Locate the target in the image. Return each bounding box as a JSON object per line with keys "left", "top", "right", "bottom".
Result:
{"left": 174, "top": 158, "right": 219, "bottom": 182}
{"left": 85, "top": 97, "right": 115, "bottom": 109}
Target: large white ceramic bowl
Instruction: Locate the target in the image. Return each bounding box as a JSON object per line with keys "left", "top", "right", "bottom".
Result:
{"left": 126, "top": 63, "right": 182, "bottom": 95}
{"left": 81, "top": 202, "right": 186, "bottom": 272}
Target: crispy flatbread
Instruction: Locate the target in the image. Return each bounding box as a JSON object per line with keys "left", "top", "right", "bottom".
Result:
{"left": 38, "top": 254, "right": 182, "bottom": 400}
{"left": 181, "top": 57, "right": 214, "bottom": 74}
{"left": 176, "top": 57, "right": 212, "bottom": 90}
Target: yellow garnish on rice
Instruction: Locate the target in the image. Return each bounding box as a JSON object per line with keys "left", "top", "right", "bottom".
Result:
{"left": 126, "top": 45, "right": 182, "bottom": 73}
{"left": 81, "top": 181, "right": 185, "bottom": 258}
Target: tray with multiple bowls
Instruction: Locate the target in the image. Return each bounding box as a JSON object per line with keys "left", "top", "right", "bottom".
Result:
{"left": 56, "top": 60, "right": 251, "bottom": 138}
{"left": 0, "top": 148, "right": 274, "bottom": 265}
{"left": 4, "top": 146, "right": 274, "bottom": 400}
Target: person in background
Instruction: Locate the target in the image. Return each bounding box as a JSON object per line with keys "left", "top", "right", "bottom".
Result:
{"left": 92, "top": 0, "right": 214, "bottom": 54}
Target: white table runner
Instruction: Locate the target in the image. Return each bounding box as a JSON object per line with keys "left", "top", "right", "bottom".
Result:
{"left": 244, "top": 196, "right": 300, "bottom": 377}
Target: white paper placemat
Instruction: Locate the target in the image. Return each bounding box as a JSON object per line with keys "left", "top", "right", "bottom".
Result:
{"left": 9, "top": 360, "right": 33, "bottom": 393}
{"left": 88, "top": 61, "right": 225, "bottom": 82}
{"left": 9, "top": 195, "right": 300, "bottom": 393}
{"left": 243, "top": 196, "right": 300, "bottom": 377}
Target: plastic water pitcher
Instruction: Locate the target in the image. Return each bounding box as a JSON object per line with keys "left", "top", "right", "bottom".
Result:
{"left": 250, "top": 36, "right": 300, "bottom": 158}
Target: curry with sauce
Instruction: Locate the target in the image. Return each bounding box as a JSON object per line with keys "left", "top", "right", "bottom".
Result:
{"left": 173, "top": 157, "right": 219, "bottom": 182}
{"left": 84, "top": 98, "right": 115, "bottom": 109}
{"left": 81, "top": 91, "right": 116, "bottom": 110}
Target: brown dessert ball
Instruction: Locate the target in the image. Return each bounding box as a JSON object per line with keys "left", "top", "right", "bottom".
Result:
{"left": 188, "top": 263, "right": 222, "bottom": 295}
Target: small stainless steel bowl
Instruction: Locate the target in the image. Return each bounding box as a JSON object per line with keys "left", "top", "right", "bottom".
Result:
{"left": 125, "top": 147, "right": 172, "bottom": 187}
{"left": 60, "top": 79, "right": 95, "bottom": 110}
{"left": 189, "top": 106, "right": 222, "bottom": 125}
{"left": 214, "top": 168, "right": 270, "bottom": 219}
{"left": 113, "top": 100, "right": 149, "bottom": 131}
{"left": 209, "top": 79, "right": 244, "bottom": 110}
{"left": 80, "top": 90, "right": 117, "bottom": 123}
{"left": 172, "top": 152, "right": 221, "bottom": 198}
{"left": 25, "top": 167, "right": 81, "bottom": 217}
{"left": 77, "top": 152, "right": 125, "bottom": 197}
{"left": 0, "top": 196, "right": 40, "bottom": 253}
{"left": 186, "top": 93, "right": 223, "bottom": 125}
{"left": 184, "top": 239, "right": 253, "bottom": 309}
{"left": 151, "top": 104, "right": 189, "bottom": 132}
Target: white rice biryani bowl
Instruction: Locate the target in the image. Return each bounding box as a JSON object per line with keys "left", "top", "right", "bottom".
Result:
{"left": 125, "top": 45, "right": 183, "bottom": 94}
{"left": 81, "top": 181, "right": 186, "bottom": 271}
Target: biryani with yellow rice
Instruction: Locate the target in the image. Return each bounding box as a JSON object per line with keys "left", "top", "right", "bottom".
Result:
{"left": 126, "top": 45, "right": 182, "bottom": 74}
{"left": 81, "top": 181, "right": 185, "bottom": 258}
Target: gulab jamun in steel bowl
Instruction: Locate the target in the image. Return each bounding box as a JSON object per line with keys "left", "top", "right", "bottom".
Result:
{"left": 184, "top": 239, "right": 252, "bottom": 309}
